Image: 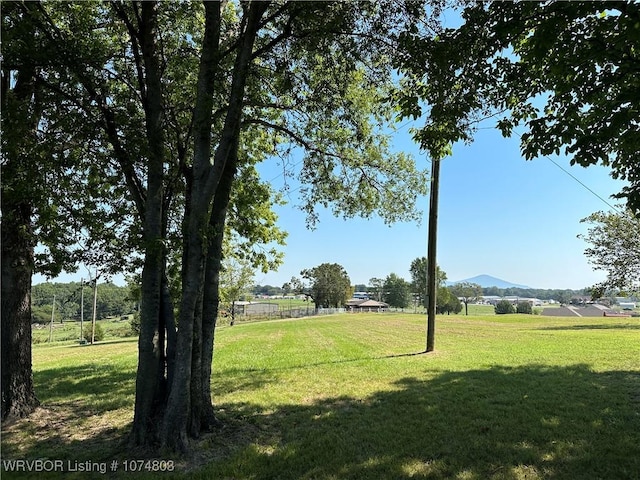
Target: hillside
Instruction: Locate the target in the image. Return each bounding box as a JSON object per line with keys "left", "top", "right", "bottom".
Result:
{"left": 449, "top": 274, "right": 531, "bottom": 289}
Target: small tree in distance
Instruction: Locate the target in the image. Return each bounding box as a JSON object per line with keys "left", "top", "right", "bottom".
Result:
{"left": 383, "top": 273, "right": 411, "bottom": 309}
{"left": 449, "top": 282, "right": 483, "bottom": 315}
{"left": 368, "top": 277, "right": 385, "bottom": 302}
{"left": 516, "top": 301, "right": 532, "bottom": 314}
{"left": 301, "top": 263, "right": 351, "bottom": 308}
{"left": 436, "top": 287, "right": 462, "bottom": 314}
{"left": 495, "top": 300, "right": 515, "bottom": 315}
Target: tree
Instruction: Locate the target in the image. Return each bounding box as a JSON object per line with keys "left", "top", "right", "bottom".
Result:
{"left": 554, "top": 290, "right": 574, "bottom": 306}
{"left": 354, "top": 284, "right": 368, "bottom": 293}
{"left": 436, "top": 287, "right": 462, "bottom": 315}
{"left": 495, "top": 300, "right": 515, "bottom": 315}
{"left": 449, "top": 282, "right": 483, "bottom": 316}
{"left": 516, "top": 301, "right": 532, "bottom": 315}
{"left": 1, "top": 1, "right": 144, "bottom": 421}
{"left": 301, "top": 263, "right": 351, "bottom": 308}
{"left": 219, "top": 243, "right": 256, "bottom": 326}
{"left": 579, "top": 209, "right": 640, "bottom": 296}
{"left": 368, "top": 278, "right": 385, "bottom": 302}
{"left": 394, "top": 2, "right": 640, "bottom": 214}
{"left": 12, "top": 1, "right": 435, "bottom": 451}
{"left": 409, "top": 257, "right": 447, "bottom": 308}
{"left": 383, "top": 273, "right": 411, "bottom": 309}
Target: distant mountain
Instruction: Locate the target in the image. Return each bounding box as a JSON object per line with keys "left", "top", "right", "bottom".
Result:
{"left": 448, "top": 274, "right": 531, "bottom": 289}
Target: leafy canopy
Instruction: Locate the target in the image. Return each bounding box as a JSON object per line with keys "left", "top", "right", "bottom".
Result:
{"left": 579, "top": 208, "right": 640, "bottom": 296}
{"left": 394, "top": 1, "right": 640, "bottom": 212}
{"left": 301, "top": 263, "right": 351, "bottom": 308}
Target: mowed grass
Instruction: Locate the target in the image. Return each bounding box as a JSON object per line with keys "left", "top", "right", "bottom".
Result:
{"left": 2, "top": 313, "right": 639, "bottom": 480}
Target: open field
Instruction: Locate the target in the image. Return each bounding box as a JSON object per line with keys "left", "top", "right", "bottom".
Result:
{"left": 2, "top": 313, "right": 639, "bottom": 479}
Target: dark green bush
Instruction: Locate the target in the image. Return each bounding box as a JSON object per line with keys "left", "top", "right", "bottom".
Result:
{"left": 495, "top": 300, "right": 515, "bottom": 314}
{"left": 130, "top": 312, "right": 140, "bottom": 335}
{"left": 516, "top": 301, "right": 533, "bottom": 314}
{"left": 83, "top": 323, "right": 105, "bottom": 343}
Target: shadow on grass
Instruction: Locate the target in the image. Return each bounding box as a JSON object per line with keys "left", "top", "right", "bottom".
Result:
{"left": 33, "top": 363, "right": 136, "bottom": 411}
{"left": 207, "top": 364, "right": 640, "bottom": 480}
{"left": 1, "top": 363, "right": 136, "bottom": 475}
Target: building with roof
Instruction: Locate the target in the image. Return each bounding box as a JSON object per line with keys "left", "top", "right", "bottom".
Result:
{"left": 346, "top": 298, "right": 389, "bottom": 312}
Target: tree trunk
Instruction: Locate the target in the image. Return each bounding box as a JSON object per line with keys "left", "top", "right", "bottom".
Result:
{"left": 200, "top": 145, "right": 238, "bottom": 431}
{"left": 1, "top": 62, "right": 40, "bottom": 422}
{"left": 131, "top": 0, "right": 168, "bottom": 447}
{"left": 160, "top": 1, "right": 268, "bottom": 452}
{"left": 1, "top": 199, "right": 39, "bottom": 422}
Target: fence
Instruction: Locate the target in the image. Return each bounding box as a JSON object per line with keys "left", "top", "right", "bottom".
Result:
{"left": 219, "top": 307, "right": 346, "bottom": 325}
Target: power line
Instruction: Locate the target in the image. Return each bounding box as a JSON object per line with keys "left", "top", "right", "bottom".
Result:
{"left": 543, "top": 155, "right": 621, "bottom": 213}
{"left": 510, "top": 131, "right": 622, "bottom": 214}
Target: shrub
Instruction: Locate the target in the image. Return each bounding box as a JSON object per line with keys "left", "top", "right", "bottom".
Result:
{"left": 130, "top": 312, "right": 140, "bottom": 335}
{"left": 516, "top": 301, "right": 533, "bottom": 314}
{"left": 495, "top": 300, "right": 515, "bottom": 314}
{"left": 83, "top": 323, "right": 105, "bottom": 343}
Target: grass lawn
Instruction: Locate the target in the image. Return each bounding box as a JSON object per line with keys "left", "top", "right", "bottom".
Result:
{"left": 2, "top": 313, "right": 639, "bottom": 479}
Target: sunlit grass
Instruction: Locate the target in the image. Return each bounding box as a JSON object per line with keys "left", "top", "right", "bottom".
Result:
{"left": 2, "top": 313, "right": 639, "bottom": 479}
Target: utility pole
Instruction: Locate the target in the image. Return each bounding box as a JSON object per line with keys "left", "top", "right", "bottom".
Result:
{"left": 91, "top": 270, "right": 98, "bottom": 345}
{"left": 49, "top": 295, "right": 56, "bottom": 343}
{"left": 80, "top": 278, "right": 84, "bottom": 342}
{"left": 426, "top": 158, "right": 441, "bottom": 352}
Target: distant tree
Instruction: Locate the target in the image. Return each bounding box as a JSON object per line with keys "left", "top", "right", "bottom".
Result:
{"left": 368, "top": 277, "right": 385, "bottom": 302}
{"left": 436, "top": 286, "right": 462, "bottom": 315}
{"left": 516, "top": 301, "right": 532, "bottom": 314}
{"left": 383, "top": 273, "right": 411, "bottom": 309}
{"left": 579, "top": 209, "right": 640, "bottom": 297}
{"left": 483, "top": 286, "right": 500, "bottom": 297}
{"left": 254, "top": 285, "right": 283, "bottom": 297}
{"left": 31, "top": 282, "right": 134, "bottom": 321}
{"left": 301, "top": 263, "right": 351, "bottom": 308}
{"left": 554, "top": 290, "right": 573, "bottom": 306}
{"left": 495, "top": 300, "right": 515, "bottom": 315}
{"left": 96, "top": 282, "right": 136, "bottom": 319}
{"left": 449, "top": 282, "right": 483, "bottom": 315}
{"left": 409, "top": 257, "right": 447, "bottom": 308}
{"left": 220, "top": 252, "right": 255, "bottom": 326}
{"left": 83, "top": 323, "right": 105, "bottom": 343}
{"left": 354, "top": 284, "right": 368, "bottom": 293}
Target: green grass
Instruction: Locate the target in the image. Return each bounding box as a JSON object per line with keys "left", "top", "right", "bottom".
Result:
{"left": 2, "top": 313, "right": 639, "bottom": 479}
{"left": 31, "top": 317, "right": 136, "bottom": 345}
{"left": 460, "top": 303, "right": 496, "bottom": 315}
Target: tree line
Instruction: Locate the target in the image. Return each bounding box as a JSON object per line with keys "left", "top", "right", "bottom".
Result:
{"left": 31, "top": 282, "right": 137, "bottom": 323}
{"left": 268, "top": 261, "right": 604, "bottom": 314}
{"left": 278, "top": 258, "right": 463, "bottom": 314}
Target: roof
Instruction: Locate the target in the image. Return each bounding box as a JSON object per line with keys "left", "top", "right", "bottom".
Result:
{"left": 347, "top": 299, "right": 389, "bottom": 308}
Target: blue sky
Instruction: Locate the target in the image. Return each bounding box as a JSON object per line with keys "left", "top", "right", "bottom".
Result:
{"left": 254, "top": 124, "right": 627, "bottom": 290}
{"left": 34, "top": 122, "right": 625, "bottom": 291}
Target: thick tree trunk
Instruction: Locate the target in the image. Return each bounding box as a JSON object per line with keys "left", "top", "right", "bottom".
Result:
{"left": 131, "top": 1, "right": 168, "bottom": 447}
{"left": 1, "top": 63, "right": 40, "bottom": 422}
{"left": 1, "top": 200, "right": 39, "bottom": 422}
{"left": 200, "top": 147, "right": 238, "bottom": 431}
{"left": 160, "top": 2, "right": 268, "bottom": 452}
